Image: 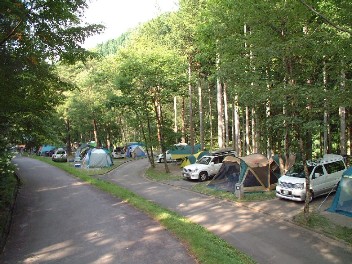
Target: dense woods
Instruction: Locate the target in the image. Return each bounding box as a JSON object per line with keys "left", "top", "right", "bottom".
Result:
{"left": 1, "top": 1, "right": 352, "bottom": 173}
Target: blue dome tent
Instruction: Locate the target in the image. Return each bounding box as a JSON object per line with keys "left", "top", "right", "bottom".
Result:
{"left": 327, "top": 167, "right": 352, "bottom": 217}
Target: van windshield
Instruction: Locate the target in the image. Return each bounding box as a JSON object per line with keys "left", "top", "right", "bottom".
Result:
{"left": 286, "top": 164, "right": 314, "bottom": 178}
{"left": 197, "top": 157, "right": 211, "bottom": 165}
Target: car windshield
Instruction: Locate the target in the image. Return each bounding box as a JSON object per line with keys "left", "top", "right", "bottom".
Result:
{"left": 197, "top": 157, "right": 211, "bottom": 165}
{"left": 286, "top": 164, "right": 314, "bottom": 178}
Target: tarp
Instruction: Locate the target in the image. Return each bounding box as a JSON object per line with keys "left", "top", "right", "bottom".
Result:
{"left": 327, "top": 167, "right": 352, "bottom": 217}
{"left": 208, "top": 154, "right": 281, "bottom": 192}
{"left": 74, "top": 143, "right": 89, "bottom": 161}
{"left": 83, "top": 148, "right": 113, "bottom": 168}
{"left": 180, "top": 151, "right": 209, "bottom": 167}
{"left": 38, "top": 145, "right": 56, "bottom": 156}
{"left": 168, "top": 144, "right": 202, "bottom": 160}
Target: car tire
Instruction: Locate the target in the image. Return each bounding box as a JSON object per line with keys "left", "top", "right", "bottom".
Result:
{"left": 159, "top": 158, "right": 163, "bottom": 163}
{"left": 199, "top": 172, "right": 208, "bottom": 182}
{"left": 309, "top": 190, "right": 314, "bottom": 202}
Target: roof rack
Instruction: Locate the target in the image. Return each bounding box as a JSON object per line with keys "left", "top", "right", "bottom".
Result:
{"left": 209, "top": 149, "right": 237, "bottom": 157}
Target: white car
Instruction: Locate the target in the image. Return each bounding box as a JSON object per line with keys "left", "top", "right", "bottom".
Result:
{"left": 157, "top": 150, "right": 173, "bottom": 163}
{"left": 276, "top": 154, "right": 346, "bottom": 201}
{"left": 182, "top": 155, "right": 226, "bottom": 181}
{"left": 112, "top": 147, "right": 125, "bottom": 159}
{"left": 52, "top": 148, "right": 67, "bottom": 162}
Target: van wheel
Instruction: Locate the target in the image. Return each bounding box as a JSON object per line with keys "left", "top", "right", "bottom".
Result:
{"left": 309, "top": 191, "right": 314, "bottom": 202}
{"left": 199, "top": 172, "right": 208, "bottom": 182}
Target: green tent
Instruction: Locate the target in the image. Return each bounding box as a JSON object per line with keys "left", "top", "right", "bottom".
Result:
{"left": 327, "top": 167, "right": 352, "bottom": 217}
{"left": 208, "top": 154, "right": 280, "bottom": 192}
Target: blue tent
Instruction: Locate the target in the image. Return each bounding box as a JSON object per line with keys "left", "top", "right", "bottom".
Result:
{"left": 126, "top": 144, "right": 146, "bottom": 158}
{"left": 327, "top": 167, "right": 352, "bottom": 217}
{"left": 38, "top": 145, "right": 56, "bottom": 156}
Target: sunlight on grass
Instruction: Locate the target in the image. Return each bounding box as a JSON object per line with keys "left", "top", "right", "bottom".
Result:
{"left": 145, "top": 167, "right": 181, "bottom": 181}
{"left": 192, "top": 182, "right": 276, "bottom": 202}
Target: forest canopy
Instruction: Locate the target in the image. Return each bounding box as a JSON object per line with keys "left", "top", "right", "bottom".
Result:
{"left": 1, "top": 0, "right": 352, "bottom": 165}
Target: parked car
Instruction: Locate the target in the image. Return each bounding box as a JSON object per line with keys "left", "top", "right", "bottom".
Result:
{"left": 52, "top": 148, "right": 68, "bottom": 162}
{"left": 112, "top": 147, "right": 125, "bottom": 159}
{"left": 182, "top": 154, "right": 229, "bottom": 182}
{"left": 157, "top": 150, "right": 174, "bottom": 163}
{"left": 276, "top": 154, "right": 346, "bottom": 202}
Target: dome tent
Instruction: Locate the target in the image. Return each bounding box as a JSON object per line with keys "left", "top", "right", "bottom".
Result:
{"left": 327, "top": 167, "right": 352, "bottom": 217}
{"left": 126, "top": 144, "right": 146, "bottom": 158}
{"left": 208, "top": 153, "right": 281, "bottom": 192}
{"left": 83, "top": 148, "right": 113, "bottom": 168}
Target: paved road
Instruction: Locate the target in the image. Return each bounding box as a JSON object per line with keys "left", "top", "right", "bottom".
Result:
{"left": 99, "top": 159, "right": 352, "bottom": 264}
{"left": 0, "top": 157, "right": 196, "bottom": 264}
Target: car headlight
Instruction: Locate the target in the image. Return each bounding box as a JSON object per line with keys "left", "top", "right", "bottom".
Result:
{"left": 294, "top": 183, "right": 304, "bottom": 190}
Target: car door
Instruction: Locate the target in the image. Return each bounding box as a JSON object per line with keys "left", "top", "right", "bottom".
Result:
{"left": 310, "top": 165, "right": 326, "bottom": 196}
{"left": 212, "top": 156, "right": 222, "bottom": 175}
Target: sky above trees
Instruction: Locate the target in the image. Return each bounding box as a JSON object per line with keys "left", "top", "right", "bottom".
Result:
{"left": 83, "top": 0, "right": 179, "bottom": 48}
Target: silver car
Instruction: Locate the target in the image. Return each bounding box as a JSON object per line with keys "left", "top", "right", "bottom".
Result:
{"left": 52, "top": 148, "right": 68, "bottom": 162}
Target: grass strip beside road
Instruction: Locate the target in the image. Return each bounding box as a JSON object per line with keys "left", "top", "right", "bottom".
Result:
{"left": 35, "top": 156, "right": 255, "bottom": 264}
{"left": 293, "top": 212, "right": 352, "bottom": 246}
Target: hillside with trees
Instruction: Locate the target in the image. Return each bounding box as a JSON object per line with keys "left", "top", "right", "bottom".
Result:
{"left": 1, "top": 0, "right": 351, "bottom": 215}
{"left": 55, "top": 0, "right": 351, "bottom": 160}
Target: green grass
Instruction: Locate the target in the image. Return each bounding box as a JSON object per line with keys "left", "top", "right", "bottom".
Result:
{"left": 33, "top": 156, "right": 255, "bottom": 264}
{"left": 191, "top": 182, "right": 276, "bottom": 202}
{"left": 145, "top": 167, "right": 182, "bottom": 181}
{"left": 293, "top": 212, "right": 352, "bottom": 246}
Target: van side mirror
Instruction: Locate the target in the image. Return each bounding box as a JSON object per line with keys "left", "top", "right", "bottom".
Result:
{"left": 314, "top": 172, "right": 320, "bottom": 179}
{"left": 210, "top": 162, "right": 214, "bottom": 165}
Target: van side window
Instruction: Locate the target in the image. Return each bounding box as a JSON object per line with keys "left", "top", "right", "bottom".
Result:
{"left": 324, "top": 161, "right": 345, "bottom": 174}
{"left": 313, "top": 165, "right": 324, "bottom": 177}
{"left": 213, "top": 157, "right": 219, "bottom": 164}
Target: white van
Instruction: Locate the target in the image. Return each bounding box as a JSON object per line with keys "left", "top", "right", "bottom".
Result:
{"left": 276, "top": 154, "right": 346, "bottom": 201}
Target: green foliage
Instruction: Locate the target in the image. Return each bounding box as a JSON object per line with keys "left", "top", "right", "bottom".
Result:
{"left": 0, "top": 0, "right": 104, "bottom": 152}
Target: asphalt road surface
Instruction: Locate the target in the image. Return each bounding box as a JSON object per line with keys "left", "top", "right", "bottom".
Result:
{"left": 0, "top": 157, "right": 196, "bottom": 264}
{"left": 99, "top": 158, "right": 352, "bottom": 264}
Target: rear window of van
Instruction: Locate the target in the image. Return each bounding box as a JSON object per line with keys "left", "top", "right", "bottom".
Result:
{"left": 324, "top": 160, "right": 345, "bottom": 174}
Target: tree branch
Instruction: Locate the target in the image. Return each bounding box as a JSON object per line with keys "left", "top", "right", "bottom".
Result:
{"left": 299, "top": 0, "right": 352, "bottom": 35}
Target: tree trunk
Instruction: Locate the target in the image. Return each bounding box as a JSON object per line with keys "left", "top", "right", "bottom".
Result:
{"left": 224, "top": 82, "right": 229, "bottom": 147}
{"left": 245, "top": 106, "right": 250, "bottom": 155}
{"left": 153, "top": 92, "right": 169, "bottom": 173}
{"left": 198, "top": 79, "right": 204, "bottom": 150}
{"left": 234, "top": 96, "right": 241, "bottom": 155}
{"left": 92, "top": 119, "right": 99, "bottom": 146}
{"left": 188, "top": 60, "right": 194, "bottom": 153}
{"left": 216, "top": 51, "right": 224, "bottom": 149}
{"left": 340, "top": 61, "right": 346, "bottom": 155}
{"left": 251, "top": 108, "right": 257, "bottom": 153}
{"left": 66, "top": 117, "right": 72, "bottom": 155}
{"left": 208, "top": 82, "right": 213, "bottom": 150}
{"left": 181, "top": 97, "right": 186, "bottom": 144}
{"left": 323, "top": 59, "right": 329, "bottom": 154}
{"left": 174, "top": 96, "right": 178, "bottom": 142}
{"left": 299, "top": 135, "right": 311, "bottom": 219}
